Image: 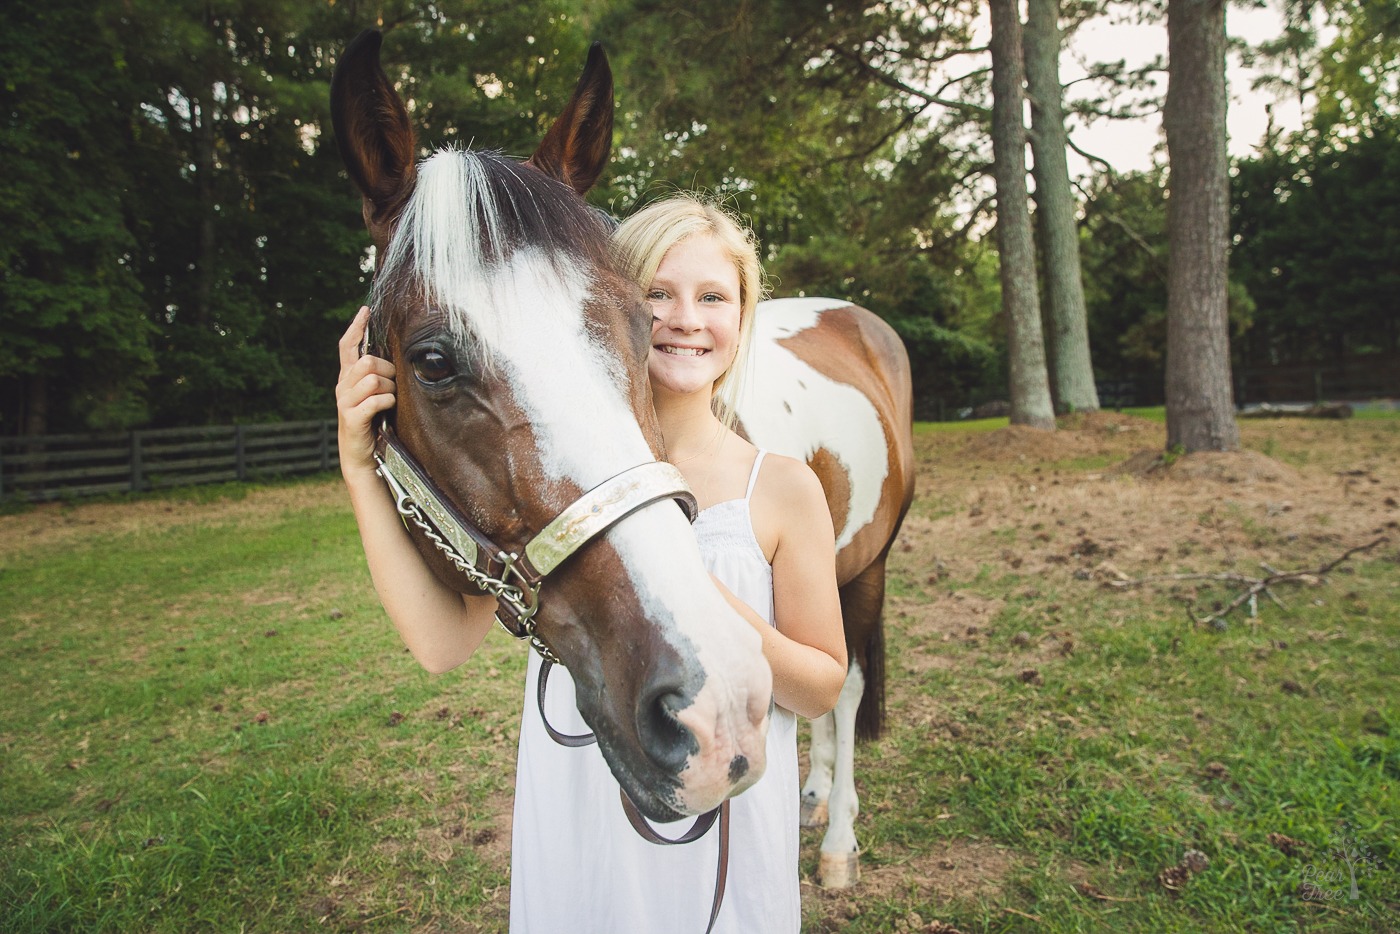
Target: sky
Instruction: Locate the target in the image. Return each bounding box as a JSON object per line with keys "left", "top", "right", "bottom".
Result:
{"left": 1060, "top": 4, "right": 1306, "bottom": 177}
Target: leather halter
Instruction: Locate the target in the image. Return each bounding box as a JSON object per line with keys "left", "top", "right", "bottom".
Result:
{"left": 372, "top": 417, "right": 697, "bottom": 660}
{"left": 538, "top": 659, "right": 731, "bottom": 933}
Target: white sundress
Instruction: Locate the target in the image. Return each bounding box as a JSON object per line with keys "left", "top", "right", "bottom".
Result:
{"left": 509, "top": 450, "right": 801, "bottom": 933}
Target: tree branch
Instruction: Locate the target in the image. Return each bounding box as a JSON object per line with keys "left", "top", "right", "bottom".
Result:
{"left": 826, "top": 44, "right": 990, "bottom": 118}
{"left": 1102, "top": 536, "right": 1390, "bottom": 629}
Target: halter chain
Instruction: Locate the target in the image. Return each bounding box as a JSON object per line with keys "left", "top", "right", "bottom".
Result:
{"left": 372, "top": 422, "right": 697, "bottom": 661}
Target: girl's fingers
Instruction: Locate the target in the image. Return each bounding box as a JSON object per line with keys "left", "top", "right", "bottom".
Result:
{"left": 338, "top": 306, "right": 371, "bottom": 370}
{"left": 362, "top": 393, "right": 397, "bottom": 417}
{"left": 337, "top": 348, "right": 396, "bottom": 390}
{"left": 337, "top": 374, "right": 395, "bottom": 414}
{"left": 355, "top": 373, "right": 396, "bottom": 404}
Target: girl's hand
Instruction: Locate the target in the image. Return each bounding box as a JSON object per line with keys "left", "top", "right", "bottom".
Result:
{"left": 336, "top": 306, "right": 396, "bottom": 481}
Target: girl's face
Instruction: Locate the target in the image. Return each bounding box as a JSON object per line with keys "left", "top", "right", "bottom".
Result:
{"left": 645, "top": 234, "right": 742, "bottom": 401}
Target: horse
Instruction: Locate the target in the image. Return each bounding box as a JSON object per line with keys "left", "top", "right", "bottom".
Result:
{"left": 332, "top": 31, "right": 914, "bottom": 890}
{"left": 330, "top": 31, "right": 773, "bottom": 825}
{"left": 737, "top": 297, "right": 914, "bottom": 887}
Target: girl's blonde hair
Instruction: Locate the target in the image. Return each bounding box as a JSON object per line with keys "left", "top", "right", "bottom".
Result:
{"left": 612, "top": 193, "right": 766, "bottom": 430}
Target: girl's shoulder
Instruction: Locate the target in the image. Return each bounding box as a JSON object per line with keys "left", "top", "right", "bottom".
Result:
{"left": 749, "top": 452, "right": 831, "bottom": 548}
{"left": 753, "top": 450, "right": 820, "bottom": 499}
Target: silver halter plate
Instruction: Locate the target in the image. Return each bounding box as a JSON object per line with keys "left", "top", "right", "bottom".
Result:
{"left": 375, "top": 439, "right": 698, "bottom": 660}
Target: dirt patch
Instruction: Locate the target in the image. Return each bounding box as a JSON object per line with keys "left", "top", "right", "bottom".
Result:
{"left": 896, "top": 422, "right": 1400, "bottom": 609}
{"left": 954, "top": 414, "right": 1163, "bottom": 467}
{"left": 959, "top": 426, "right": 1090, "bottom": 464}
{"left": 1057, "top": 410, "right": 1159, "bottom": 433}
{"left": 894, "top": 591, "right": 1005, "bottom": 638}
{"left": 1115, "top": 448, "right": 1301, "bottom": 484}
{"left": 806, "top": 839, "right": 1016, "bottom": 929}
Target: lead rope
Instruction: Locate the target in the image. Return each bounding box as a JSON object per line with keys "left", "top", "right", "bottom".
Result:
{"left": 537, "top": 659, "right": 731, "bottom": 934}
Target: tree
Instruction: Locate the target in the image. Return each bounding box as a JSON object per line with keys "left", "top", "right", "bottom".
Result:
{"left": 1252, "top": 0, "right": 1400, "bottom": 149}
{"left": 1232, "top": 119, "right": 1400, "bottom": 367}
{"left": 1, "top": 0, "right": 599, "bottom": 434}
{"left": 0, "top": 6, "right": 156, "bottom": 434}
{"left": 1163, "top": 0, "right": 1239, "bottom": 452}
{"left": 989, "top": 0, "right": 1055, "bottom": 428}
{"left": 1024, "top": 0, "right": 1098, "bottom": 413}
{"left": 1080, "top": 171, "right": 1169, "bottom": 401}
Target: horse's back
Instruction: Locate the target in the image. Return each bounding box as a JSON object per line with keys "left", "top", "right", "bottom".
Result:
{"left": 737, "top": 298, "right": 914, "bottom": 585}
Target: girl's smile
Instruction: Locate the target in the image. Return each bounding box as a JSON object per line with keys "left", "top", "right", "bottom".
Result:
{"left": 646, "top": 234, "right": 741, "bottom": 398}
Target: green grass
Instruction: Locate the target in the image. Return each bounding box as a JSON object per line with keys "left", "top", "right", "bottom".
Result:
{"left": 915, "top": 417, "right": 1010, "bottom": 435}
{"left": 827, "top": 560, "right": 1400, "bottom": 932}
{"left": 1, "top": 490, "right": 523, "bottom": 931}
{"left": 4, "top": 459, "right": 1399, "bottom": 932}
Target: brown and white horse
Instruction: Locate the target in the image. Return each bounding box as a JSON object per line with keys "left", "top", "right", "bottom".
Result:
{"left": 332, "top": 32, "right": 913, "bottom": 886}
{"left": 737, "top": 298, "right": 914, "bottom": 887}
{"left": 331, "top": 32, "right": 772, "bottom": 823}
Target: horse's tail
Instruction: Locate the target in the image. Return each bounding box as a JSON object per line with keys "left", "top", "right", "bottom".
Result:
{"left": 843, "top": 556, "right": 890, "bottom": 744}
{"left": 855, "top": 615, "right": 885, "bottom": 742}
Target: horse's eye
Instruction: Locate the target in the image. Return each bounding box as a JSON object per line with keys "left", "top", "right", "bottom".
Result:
{"left": 411, "top": 348, "right": 454, "bottom": 385}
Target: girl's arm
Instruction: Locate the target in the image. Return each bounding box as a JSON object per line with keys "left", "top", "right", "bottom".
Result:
{"left": 718, "top": 457, "right": 847, "bottom": 719}
{"left": 337, "top": 308, "right": 497, "bottom": 673}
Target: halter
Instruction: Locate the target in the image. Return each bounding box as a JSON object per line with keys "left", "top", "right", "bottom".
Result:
{"left": 362, "top": 317, "right": 697, "bottom": 660}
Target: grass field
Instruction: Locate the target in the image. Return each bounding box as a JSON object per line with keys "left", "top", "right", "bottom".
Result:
{"left": 2, "top": 415, "right": 1397, "bottom": 932}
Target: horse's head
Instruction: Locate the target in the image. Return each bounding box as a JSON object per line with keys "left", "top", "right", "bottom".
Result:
{"left": 330, "top": 31, "right": 770, "bottom": 820}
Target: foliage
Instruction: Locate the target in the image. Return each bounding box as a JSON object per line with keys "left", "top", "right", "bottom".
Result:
{"left": 1232, "top": 117, "right": 1400, "bottom": 364}
{"left": 1079, "top": 170, "right": 1254, "bottom": 405}
{"left": 1, "top": 0, "right": 1394, "bottom": 433}
{"left": 1250, "top": 0, "right": 1400, "bottom": 148}
{"left": 0, "top": 7, "right": 157, "bottom": 432}
{"left": 1, "top": 0, "right": 595, "bottom": 434}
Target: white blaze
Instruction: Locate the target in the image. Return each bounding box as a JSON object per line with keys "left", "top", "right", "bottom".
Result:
{"left": 480, "top": 250, "right": 767, "bottom": 810}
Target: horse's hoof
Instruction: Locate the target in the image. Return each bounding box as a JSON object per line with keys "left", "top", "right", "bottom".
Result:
{"left": 817, "top": 850, "right": 860, "bottom": 889}
{"left": 799, "top": 797, "right": 829, "bottom": 828}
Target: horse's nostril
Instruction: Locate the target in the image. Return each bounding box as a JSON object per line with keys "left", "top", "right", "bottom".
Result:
{"left": 636, "top": 684, "right": 696, "bottom": 774}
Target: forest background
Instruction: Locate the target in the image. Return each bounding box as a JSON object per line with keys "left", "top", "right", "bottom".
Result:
{"left": 2, "top": 0, "right": 1397, "bottom": 435}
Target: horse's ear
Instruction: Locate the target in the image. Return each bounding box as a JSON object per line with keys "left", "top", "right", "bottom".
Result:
{"left": 528, "top": 42, "right": 614, "bottom": 195}
{"left": 331, "top": 30, "right": 416, "bottom": 239}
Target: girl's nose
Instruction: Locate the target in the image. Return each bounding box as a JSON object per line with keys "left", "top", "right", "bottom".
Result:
{"left": 664, "top": 297, "right": 703, "bottom": 332}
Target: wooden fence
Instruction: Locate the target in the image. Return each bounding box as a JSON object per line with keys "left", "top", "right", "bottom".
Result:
{"left": 0, "top": 420, "right": 339, "bottom": 502}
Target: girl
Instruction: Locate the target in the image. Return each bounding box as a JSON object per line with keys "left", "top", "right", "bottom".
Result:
{"left": 335, "top": 193, "right": 845, "bottom": 932}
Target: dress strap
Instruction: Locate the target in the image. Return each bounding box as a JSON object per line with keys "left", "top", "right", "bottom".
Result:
{"left": 744, "top": 449, "right": 767, "bottom": 501}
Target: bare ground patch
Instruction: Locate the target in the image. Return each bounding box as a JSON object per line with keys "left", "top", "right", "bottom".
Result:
{"left": 805, "top": 838, "right": 1017, "bottom": 931}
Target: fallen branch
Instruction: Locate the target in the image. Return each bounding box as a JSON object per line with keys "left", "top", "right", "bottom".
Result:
{"left": 1072, "top": 882, "right": 1140, "bottom": 903}
{"left": 1101, "top": 537, "right": 1389, "bottom": 629}
{"left": 1002, "top": 906, "right": 1043, "bottom": 922}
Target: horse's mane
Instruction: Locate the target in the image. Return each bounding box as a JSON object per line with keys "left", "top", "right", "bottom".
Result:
{"left": 370, "top": 148, "right": 613, "bottom": 362}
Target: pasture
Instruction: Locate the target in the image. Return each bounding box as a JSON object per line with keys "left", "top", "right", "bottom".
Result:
{"left": 2, "top": 414, "right": 1397, "bottom": 932}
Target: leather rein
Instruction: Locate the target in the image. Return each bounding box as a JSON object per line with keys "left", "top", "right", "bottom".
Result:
{"left": 363, "top": 318, "right": 731, "bottom": 932}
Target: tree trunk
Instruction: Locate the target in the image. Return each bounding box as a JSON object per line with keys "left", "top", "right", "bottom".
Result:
{"left": 989, "top": 0, "right": 1056, "bottom": 430}
{"left": 1025, "top": 0, "right": 1099, "bottom": 414}
{"left": 1164, "top": 0, "right": 1240, "bottom": 451}
{"left": 24, "top": 373, "right": 49, "bottom": 437}
{"left": 194, "top": 92, "right": 216, "bottom": 326}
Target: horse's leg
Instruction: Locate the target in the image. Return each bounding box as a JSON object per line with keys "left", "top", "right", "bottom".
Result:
{"left": 800, "top": 711, "right": 835, "bottom": 827}
{"left": 817, "top": 660, "right": 865, "bottom": 887}
{"left": 817, "top": 557, "right": 888, "bottom": 889}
